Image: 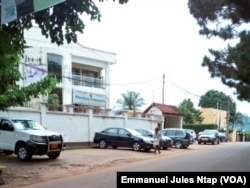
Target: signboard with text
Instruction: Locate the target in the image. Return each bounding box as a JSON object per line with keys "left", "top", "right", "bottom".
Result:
{"left": 73, "top": 90, "right": 106, "bottom": 107}
{"left": 1, "top": 0, "right": 65, "bottom": 24}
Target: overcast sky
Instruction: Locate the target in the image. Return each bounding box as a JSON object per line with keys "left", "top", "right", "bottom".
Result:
{"left": 78, "top": 0, "right": 250, "bottom": 115}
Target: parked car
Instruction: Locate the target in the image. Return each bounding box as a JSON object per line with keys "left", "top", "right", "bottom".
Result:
{"left": 93, "top": 127, "right": 154, "bottom": 152}
{"left": 184, "top": 129, "right": 197, "bottom": 142}
{"left": 0, "top": 117, "right": 66, "bottom": 161}
{"left": 198, "top": 129, "right": 220, "bottom": 145}
{"left": 159, "top": 128, "right": 194, "bottom": 149}
{"left": 134, "top": 128, "right": 173, "bottom": 149}
{"left": 197, "top": 131, "right": 203, "bottom": 138}
{"left": 218, "top": 132, "right": 228, "bottom": 142}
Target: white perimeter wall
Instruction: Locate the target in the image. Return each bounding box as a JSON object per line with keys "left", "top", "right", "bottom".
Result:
{"left": 0, "top": 104, "right": 162, "bottom": 145}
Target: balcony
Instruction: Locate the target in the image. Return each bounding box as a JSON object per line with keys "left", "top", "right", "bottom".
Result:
{"left": 72, "top": 75, "right": 105, "bottom": 89}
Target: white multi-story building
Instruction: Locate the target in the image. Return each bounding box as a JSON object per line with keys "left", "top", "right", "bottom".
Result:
{"left": 19, "top": 27, "right": 116, "bottom": 110}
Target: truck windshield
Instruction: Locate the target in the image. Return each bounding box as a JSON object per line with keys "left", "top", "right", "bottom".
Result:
{"left": 12, "top": 119, "right": 45, "bottom": 130}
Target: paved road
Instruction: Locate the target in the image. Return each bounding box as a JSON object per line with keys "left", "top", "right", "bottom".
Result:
{"left": 19, "top": 142, "right": 250, "bottom": 188}
{"left": 0, "top": 142, "right": 245, "bottom": 187}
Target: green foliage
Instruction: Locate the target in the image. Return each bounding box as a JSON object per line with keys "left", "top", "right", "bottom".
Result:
{"left": 199, "top": 90, "right": 230, "bottom": 110}
{"left": 230, "top": 112, "right": 245, "bottom": 129}
{"left": 238, "top": 131, "right": 250, "bottom": 142}
{"left": 116, "top": 91, "right": 145, "bottom": 110}
{"left": 199, "top": 89, "right": 237, "bottom": 124}
{"left": 48, "top": 93, "right": 60, "bottom": 111}
{"left": 178, "top": 98, "right": 204, "bottom": 124}
{"left": 0, "top": 74, "right": 58, "bottom": 111}
{"left": 188, "top": 0, "right": 250, "bottom": 102}
{"left": 0, "top": 0, "right": 127, "bottom": 111}
{"left": 1, "top": 1, "right": 102, "bottom": 53}
{"left": 48, "top": 93, "right": 60, "bottom": 106}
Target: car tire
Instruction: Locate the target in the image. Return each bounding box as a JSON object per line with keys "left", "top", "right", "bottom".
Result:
{"left": 112, "top": 146, "right": 117, "bottom": 149}
{"left": 16, "top": 143, "right": 32, "bottom": 161}
{"left": 132, "top": 142, "right": 141, "bottom": 151}
{"left": 198, "top": 141, "right": 201, "bottom": 144}
{"left": 174, "top": 141, "right": 183, "bottom": 149}
{"left": 3, "top": 150, "right": 14, "bottom": 155}
{"left": 99, "top": 139, "right": 108, "bottom": 149}
{"left": 47, "top": 152, "right": 61, "bottom": 159}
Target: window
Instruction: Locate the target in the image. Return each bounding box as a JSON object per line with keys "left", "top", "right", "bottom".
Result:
{"left": 0, "top": 120, "right": 12, "bottom": 131}
{"left": 176, "top": 130, "right": 184, "bottom": 136}
{"left": 119, "top": 129, "right": 129, "bottom": 136}
{"left": 166, "top": 130, "right": 176, "bottom": 136}
{"left": 47, "top": 54, "right": 62, "bottom": 82}
{"left": 107, "top": 128, "right": 118, "bottom": 135}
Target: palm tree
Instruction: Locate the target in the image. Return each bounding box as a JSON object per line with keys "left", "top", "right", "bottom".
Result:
{"left": 116, "top": 91, "right": 145, "bottom": 114}
{"left": 231, "top": 112, "right": 245, "bottom": 130}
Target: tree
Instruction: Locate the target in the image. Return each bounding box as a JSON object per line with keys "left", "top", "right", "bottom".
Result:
{"left": 198, "top": 89, "right": 236, "bottom": 124}
{"left": 188, "top": 0, "right": 250, "bottom": 102}
{"left": 178, "top": 98, "right": 204, "bottom": 124}
{"left": 48, "top": 93, "right": 60, "bottom": 111}
{"left": 116, "top": 91, "right": 145, "bottom": 111}
{"left": 230, "top": 112, "right": 245, "bottom": 130}
{"left": 0, "top": 0, "right": 128, "bottom": 111}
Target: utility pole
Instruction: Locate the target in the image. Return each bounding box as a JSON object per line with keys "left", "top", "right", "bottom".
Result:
{"left": 133, "top": 92, "right": 135, "bottom": 117}
{"left": 226, "top": 96, "right": 232, "bottom": 135}
{"left": 162, "top": 74, "right": 165, "bottom": 104}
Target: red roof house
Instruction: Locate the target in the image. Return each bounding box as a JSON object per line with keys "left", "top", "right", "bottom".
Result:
{"left": 143, "top": 102, "right": 184, "bottom": 129}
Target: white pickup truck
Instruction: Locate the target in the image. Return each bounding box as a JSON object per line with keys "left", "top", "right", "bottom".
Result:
{"left": 0, "top": 117, "right": 66, "bottom": 161}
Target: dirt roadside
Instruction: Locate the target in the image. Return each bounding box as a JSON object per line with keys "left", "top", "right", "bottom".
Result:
{"left": 0, "top": 143, "right": 215, "bottom": 188}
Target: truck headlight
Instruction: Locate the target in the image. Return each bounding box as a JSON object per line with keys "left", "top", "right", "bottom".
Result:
{"left": 30, "top": 135, "right": 47, "bottom": 143}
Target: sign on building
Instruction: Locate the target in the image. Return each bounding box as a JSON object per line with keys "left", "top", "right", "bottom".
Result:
{"left": 1, "top": 0, "right": 65, "bottom": 24}
{"left": 73, "top": 90, "right": 106, "bottom": 107}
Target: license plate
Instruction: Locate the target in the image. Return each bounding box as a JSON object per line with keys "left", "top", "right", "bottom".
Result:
{"left": 202, "top": 138, "right": 208, "bottom": 141}
{"left": 50, "top": 144, "right": 58, "bottom": 149}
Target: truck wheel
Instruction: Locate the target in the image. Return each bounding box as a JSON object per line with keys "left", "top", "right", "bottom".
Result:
{"left": 47, "top": 152, "right": 60, "bottom": 159}
{"left": 17, "top": 143, "right": 32, "bottom": 161}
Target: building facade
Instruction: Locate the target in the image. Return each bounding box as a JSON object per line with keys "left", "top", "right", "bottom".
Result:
{"left": 199, "top": 108, "right": 227, "bottom": 129}
{"left": 19, "top": 27, "right": 116, "bottom": 110}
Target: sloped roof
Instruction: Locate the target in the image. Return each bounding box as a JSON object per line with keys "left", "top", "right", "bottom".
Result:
{"left": 143, "top": 102, "right": 184, "bottom": 116}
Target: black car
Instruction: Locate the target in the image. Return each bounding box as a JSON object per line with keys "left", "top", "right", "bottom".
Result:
{"left": 159, "top": 128, "right": 194, "bottom": 149}
{"left": 93, "top": 127, "right": 154, "bottom": 152}
{"left": 218, "top": 132, "right": 228, "bottom": 142}
{"left": 198, "top": 129, "right": 220, "bottom": 145}
{"left": 135, "top": 128, "right": 173, "bottom": 149}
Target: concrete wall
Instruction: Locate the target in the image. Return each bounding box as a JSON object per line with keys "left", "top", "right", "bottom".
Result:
{"left": 0, "top": 104, "right": 162, "bottom": 146}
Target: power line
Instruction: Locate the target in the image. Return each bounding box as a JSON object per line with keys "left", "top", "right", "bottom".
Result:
{"left": 21, "top": 63, "right": 202, "bottom": 99}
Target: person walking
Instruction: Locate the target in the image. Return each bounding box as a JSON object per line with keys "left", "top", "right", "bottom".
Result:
{"left": 153, "top": 126, "right": 161, "bottom": 154}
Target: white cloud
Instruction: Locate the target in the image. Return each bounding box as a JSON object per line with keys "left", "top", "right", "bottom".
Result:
{"left": 78, "top": 0, "right": 250, "bottom": 115}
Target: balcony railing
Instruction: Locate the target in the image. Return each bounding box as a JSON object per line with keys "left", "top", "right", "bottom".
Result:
{"left": 72, "top": 75, "right": 105, "bottom": 89}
